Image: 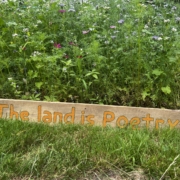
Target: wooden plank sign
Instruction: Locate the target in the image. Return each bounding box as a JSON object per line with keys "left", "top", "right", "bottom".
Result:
{"left": 0, "top": 99, "right": 180, "bottom": 129}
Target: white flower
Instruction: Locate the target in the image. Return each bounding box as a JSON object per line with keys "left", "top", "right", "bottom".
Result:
{"left": 164, "top": 37, "right": 170, "bottom": 40}
{"left": 12, "top": 33, "right": 18, "bottom": 37}
{"left": 144, "top": 24, "right": 148, "bottom": 29}
{"left": 89, "top": 28, "right": 94, "bottom": 31}
{"left": 68, "top": 8, "right": 75, "bottom": 12}
{"left": 157, "top": 37, "right": 162, "bottom": 41}
{"left": 140, "top": 4, "right": 147, "bottom": 8}
{"left": 23, "top": 28, "right": 29, "bottom": 32}
{"left": 104, "top": 6, "right": 110, "bottom": 9}
{"left": 32, "top": 51, "right": 41, "bottom": 56}
{"left": 172, "top": 27, "right": 177, "bottom": 32}
{"left": 8, "top": 77, "right": 13, "bottom": 81}
{"left": 37, "top": 20, "right": 42, "bottom": 24}
{"left": 175, "top": 17, "right": 180, "bottom": 22}
{"left": 62, "top": 67, "right": 67, "bottom": 72}
{"left": 164, "top": 19, "right": 170, "bottom": 23}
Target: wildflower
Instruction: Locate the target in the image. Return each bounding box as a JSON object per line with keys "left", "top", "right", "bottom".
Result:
{"left": 164, "top": 19, "right": 170, "bottom": 23}
{"left": 54, "top": 43, "right": 62, "bottom": 48}
{"left": 164, "top": 37, "right": 170, "bottom": 40}
{"left": 152, "top": 36, "right": 159, "bottom": 40}
{"left": 89, "top": 28, "right": 94, "bottom": 31}
{"left": 172, "top": 27, "right": 177, "bottom": 32}
{"left": 110, "top": 26, "right": 116, "bottom": 29}
{"left": 175, "top": 17, "right": 180, "bottom": 22}
{"left": 37, "top": 20, "right": 42, "bottom": 24}
{"left": 140, "top": 3, "right": 147, "bottom": 8}
{"left": 59, "top": 9, "right": 66, "bottom": 13}
{"left": 104, "top": 7, "right": 110, "bottom": 10}
{"left": 62, "top": 67, "right": 67, "bottom": 72}
{"left": 12, "top": 33, "right": 18, "bottom": 37}
{"left": 171, "top": 6, "right": 177, "bottom": 10}
{"left": 82, "top": 30, "right": 89, "bottom": 34}
{"left": 68, "top": 8, "right": 75, "bottom": 12}
{"left": 1, "top": 0, "right": 8, "bottom": 3}
{"left": 64, "top": 55, "right": 69, "bottom": 59}
{"left": 8, "top": 77, "right": 13, "bottom": 81}
{"left": 32, "top": 51, "right": 41, "bottom": 56}
{"left": 118, "top": 19, "right": 124, "bottom": 24}
{"left": 157, "top": 37, "right": 162, "bottom": 41}
{"left": 69, "top": 42, "right": 77, "bottom": 46}
{"left": 23, "top": 28, "right": 29, "bottom": 32}
{"left": 144, "top": 24, "right": 148, "bottom": 29}
{"left": 117, "top": 4, "right": 120, "bottom": 8}
{"left": 59, "top": 3, "right": 65, "bottom": 8}
{"left": 111, "top": 36, "right": 116, "bottom": 39}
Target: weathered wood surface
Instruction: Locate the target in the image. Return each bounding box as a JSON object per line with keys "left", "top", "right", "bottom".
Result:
{"left": 0, "top": 99, "right": 180, "bottom": 129}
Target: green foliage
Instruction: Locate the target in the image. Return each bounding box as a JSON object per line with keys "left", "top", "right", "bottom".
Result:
{"left": 0, "top": 0, "right": 180, "bottom": 108}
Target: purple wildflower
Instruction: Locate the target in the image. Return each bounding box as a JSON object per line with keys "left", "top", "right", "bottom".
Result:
{"left": 59, "top": 9, "right": 66, "bottom": 13}
{"left": 54, "top": 43, "right": 62, "bottom": 48}
{"left": 118, "top": 19, "right": 124, "bottom": 24}
{"left": 152, "top": 36, "right": 159, "bottom": 40}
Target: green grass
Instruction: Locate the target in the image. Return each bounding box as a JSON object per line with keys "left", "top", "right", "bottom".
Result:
{"left": 0, "top": 119, "right": 180, "bottom": 179}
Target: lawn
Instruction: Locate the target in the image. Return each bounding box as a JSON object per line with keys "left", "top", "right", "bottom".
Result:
{"left": 0, "top": 119, "right": 180, "bottom": 179}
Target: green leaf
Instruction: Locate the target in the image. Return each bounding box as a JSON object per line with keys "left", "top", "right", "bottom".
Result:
{"left": 92, "top": 74, "right": 98, "bottom": 79}
{"left": 141, "top": 91, "right": 150, "bottom": 101}
{"left": 152, "top": 69, "right": 163, "bottom": 76}
{"left": 85, "top": 72, "right": 91, "bottom": 77}
{"left": 66, "top": 60, "right": 72, "bottom": 66}
{"left": 161, "top": 86, "right": 171, "bottom": 94}
{"left": 35, "top": 82, "right": 43, "bottom": 89}
{"left": 82, "top": 79, "right": 87, "bottom": 90}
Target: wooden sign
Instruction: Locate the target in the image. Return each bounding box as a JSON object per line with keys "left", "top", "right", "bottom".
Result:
{"left": 0, "top": 99, "right": 180, "bottom": 129}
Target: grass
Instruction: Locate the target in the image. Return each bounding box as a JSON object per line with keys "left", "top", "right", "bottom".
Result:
{"left": 0, "top": 119, "right": 180, "bottom": 179}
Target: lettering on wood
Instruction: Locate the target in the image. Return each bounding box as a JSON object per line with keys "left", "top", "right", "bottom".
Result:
{"left": 0, "top": 99, "right": 180, "bottom": 129}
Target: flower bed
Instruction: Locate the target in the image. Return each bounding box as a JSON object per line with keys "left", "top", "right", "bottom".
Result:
{"left": 0, "top": 0, "right": 180, "bottom": 109}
